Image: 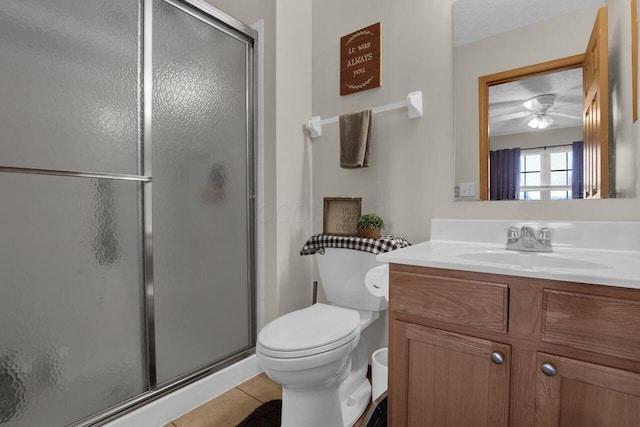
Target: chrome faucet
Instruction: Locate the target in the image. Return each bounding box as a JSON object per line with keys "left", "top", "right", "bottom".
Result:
{"left": 506, "top": 226, "right": 553, "bottom": 252}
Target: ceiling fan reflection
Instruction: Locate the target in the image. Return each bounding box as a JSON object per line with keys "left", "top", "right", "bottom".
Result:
{"left": 491, "top": 94, "right": 582, "bottom": 130}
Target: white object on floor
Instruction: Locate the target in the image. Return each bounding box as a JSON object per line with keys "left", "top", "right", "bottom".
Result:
{"left": 371, "top": 347, "right": 388, "bottom": 401}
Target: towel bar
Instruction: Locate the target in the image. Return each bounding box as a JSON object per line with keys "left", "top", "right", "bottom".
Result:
{"left": 306, "top": 91, "right": 423, "bottom": 139}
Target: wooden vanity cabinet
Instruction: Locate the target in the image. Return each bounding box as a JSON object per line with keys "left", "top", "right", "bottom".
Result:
{"left": 535, "top": 352, "right": 640, "bottom": 426}
{"left": 388, "top": 264, "right": 640, "bottom": 427}
{"left": 391, "top": 321, "right": 510, "bottom": 426}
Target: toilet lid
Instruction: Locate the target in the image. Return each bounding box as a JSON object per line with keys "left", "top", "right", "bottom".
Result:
{"left": 258, "top": 304, "right": 360, "bottom": 353}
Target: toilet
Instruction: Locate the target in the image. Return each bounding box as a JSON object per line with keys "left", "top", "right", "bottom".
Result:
{"left": 256, "top": 248, "right": 388, "bottom": 427}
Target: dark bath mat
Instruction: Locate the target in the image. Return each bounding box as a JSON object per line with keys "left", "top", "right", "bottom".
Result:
{"left": 236, "top": 399, "right": 281, "bottom": 427}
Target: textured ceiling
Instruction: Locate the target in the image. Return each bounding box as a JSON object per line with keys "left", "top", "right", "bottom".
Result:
{"left": 453, "top": 0, "right": 606, "bottom": 47}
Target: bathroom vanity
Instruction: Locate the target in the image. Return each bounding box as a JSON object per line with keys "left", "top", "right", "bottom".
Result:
{"left": 377, "top": 220, "right": 640, "bottom": 427}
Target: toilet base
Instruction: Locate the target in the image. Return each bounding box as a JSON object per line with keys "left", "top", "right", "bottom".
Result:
{"left": 279, "top": 373, "right": 370, "bottom": 427}
{"left": 280, "top": 379, "right": 343, "bottom": 427}
{"left": 340, "top": 378, "right": 371, "bottom": 426}
{"left": 338, "top": 335, "right": 371, "bottom": 426}
{"left": 278, "top": 337, "right": 371, "bottom": 427}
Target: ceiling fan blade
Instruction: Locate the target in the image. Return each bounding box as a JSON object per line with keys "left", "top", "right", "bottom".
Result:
{"left": 523, "top": 94, "right": 556, "bottom": 112}
{"left": 490, "top": 111, "right": 530, "bottom": 123}
{"left": 548, "top": 112, "right": 582, "bottom": 120}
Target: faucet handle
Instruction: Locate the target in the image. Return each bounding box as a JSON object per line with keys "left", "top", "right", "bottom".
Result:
{"left": 507, "top": 227, "right": 519, "bottom": 239}
{"left": 538, "top": 227, "right": 552, "bottom": 243}
{"left": 507, "top": 227, "right": 519, "bottom": 245}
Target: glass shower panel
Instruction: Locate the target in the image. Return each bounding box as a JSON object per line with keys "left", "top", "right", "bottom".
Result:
{"left": 152, "top": 0, "right": 251, "bottom": 384}
{"left": 0, "top": 0, "right": 139, "bottom": 174}
{"left": 0, "top": 174, "right": 145, "bottom": 426}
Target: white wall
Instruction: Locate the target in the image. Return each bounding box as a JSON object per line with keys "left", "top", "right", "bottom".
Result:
{"left": 274, "top": 0, "right": 314, "bottom": 316}
{"left": 312, "top": 0, "right": 640, "bottom": 351}
{"left": 312, "top": 0, "right": 451, "bottom": 357}
{"left": 490, "top": 126, "right": 583, "bottom": 151}
{"left": 609, "top": 0, "right": 639, "bottom": 197}
{"left": 207, "top": 0, "right": 313, "bottom": 323}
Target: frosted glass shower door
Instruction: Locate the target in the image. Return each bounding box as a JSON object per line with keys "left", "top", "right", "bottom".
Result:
{"left": 0, "top": 1, "right": 146, "bottom": 425}
{"left": 152, "top": 0, "right": 254, "bottom": 384}
{"left": 0, "top": 176, "right": 145, "bottom": 426}
{"left": 1, "top": 0, "right": 256, "bottom": 423}
{"left": 0, "top": 0, "right": 140, "bottom": 174}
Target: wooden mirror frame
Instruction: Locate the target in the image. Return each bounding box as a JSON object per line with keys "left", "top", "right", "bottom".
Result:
{"left": 478, "top": 54, "right": 585, "bottom": 200}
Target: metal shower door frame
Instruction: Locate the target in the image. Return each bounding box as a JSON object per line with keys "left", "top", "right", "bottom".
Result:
{"left": 73, "top": 0, "right": 258, "bottom": 425}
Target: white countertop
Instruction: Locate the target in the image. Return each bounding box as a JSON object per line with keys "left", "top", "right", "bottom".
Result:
{"left": 377, "top": 219, "right": 640, "bottom": 290}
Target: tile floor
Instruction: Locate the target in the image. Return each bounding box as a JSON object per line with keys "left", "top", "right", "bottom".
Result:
{"left": 165, "top": 373, "right": 370, "bottom": 427}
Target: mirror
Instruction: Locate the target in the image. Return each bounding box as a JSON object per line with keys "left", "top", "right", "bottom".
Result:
{"left": 453, "top": 0, "right": 638, "bottom": 201}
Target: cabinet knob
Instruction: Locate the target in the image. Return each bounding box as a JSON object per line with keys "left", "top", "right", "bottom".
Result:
{"left": 490, "top": 352, "right": 505, "bottom": 365}
{"left": 541, "top": 362, "right": 557, "bottom": 376}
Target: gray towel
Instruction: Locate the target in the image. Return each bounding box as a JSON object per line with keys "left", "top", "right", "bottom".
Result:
{"left": 339, "top": 109, "right": 372, "bottom": 168}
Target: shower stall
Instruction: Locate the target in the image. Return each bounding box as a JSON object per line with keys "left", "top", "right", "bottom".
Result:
{"left": 0, "top": 0, "right": 256, "bottom": 425}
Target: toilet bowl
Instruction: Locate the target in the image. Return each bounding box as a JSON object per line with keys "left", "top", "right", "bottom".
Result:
{"left": 256, "top": 248, "right": 388, "bottom": 427}
{"left": 257, "top": 303, "right": 370, "bottom": 427}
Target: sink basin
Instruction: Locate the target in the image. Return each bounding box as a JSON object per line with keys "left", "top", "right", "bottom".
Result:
{"left": 457, "top": 250, "right": 609, "bottom": 271}
{"left": 376, "top": 219, "right": 640, "bottom": 289}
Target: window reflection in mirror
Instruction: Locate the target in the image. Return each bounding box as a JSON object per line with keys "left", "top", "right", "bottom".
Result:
{"left": 453, "top": 0, "right": 638, "bottom": 201}
{"left": 520, "top": 146, "right": 574, "bottom": 200}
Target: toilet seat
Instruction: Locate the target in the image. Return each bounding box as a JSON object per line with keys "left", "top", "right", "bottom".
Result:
{"left": 257, "top": 304, "right": 361, "bottom": 359}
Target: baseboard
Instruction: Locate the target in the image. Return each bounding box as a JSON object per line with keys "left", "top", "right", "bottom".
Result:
{"left": 105, "top": 355, "right": 262, "bottom": 427}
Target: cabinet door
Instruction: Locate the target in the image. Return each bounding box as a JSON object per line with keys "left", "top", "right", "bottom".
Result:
{"left": 390, "top": 321, "right": 511, "bottom": 427}
{"left": 536, "top": 352, "right": 640, "bottom": 426}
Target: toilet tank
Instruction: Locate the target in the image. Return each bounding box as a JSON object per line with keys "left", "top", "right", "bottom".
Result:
{"left": 315, "top": 248, "right": 388, "bottom": 311}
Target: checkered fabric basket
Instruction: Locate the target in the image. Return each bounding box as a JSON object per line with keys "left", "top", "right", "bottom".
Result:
{"left": 300, "top": 233, "right": 411, "bottom": 256}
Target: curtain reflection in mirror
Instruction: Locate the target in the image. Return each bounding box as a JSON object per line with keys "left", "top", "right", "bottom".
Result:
{"left": 572, "top": 141, "right": 584, "bottom": 198}
{"left": 490, "top": 148, "right": 521, "bottom": 200}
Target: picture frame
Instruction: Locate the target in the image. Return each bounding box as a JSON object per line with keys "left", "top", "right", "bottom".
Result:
{"left": 323, "top": 197, "right": 362, "bottom": 236}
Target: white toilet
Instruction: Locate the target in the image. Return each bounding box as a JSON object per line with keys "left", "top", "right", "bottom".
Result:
{"left": 256, "top": 248, "right": 388, "bottom": 427}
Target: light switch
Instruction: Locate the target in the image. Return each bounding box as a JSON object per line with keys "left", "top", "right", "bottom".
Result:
{"left": 460, "top": 182, "right": 476, "bottom": 197}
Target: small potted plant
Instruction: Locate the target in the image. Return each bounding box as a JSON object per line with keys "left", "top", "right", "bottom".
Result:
{"left": 357, "top": 213, "right": 385, "bottom": 238}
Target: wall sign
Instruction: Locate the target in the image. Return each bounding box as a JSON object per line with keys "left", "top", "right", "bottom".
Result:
{"left": 340, "top": 23, "right": 381, "bottom": 96}
{"left": 323, "top": 197, "right": 362, "bottom": 236}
